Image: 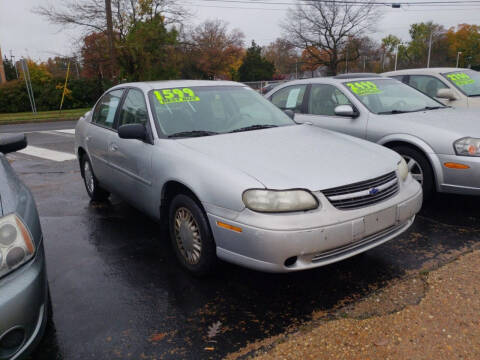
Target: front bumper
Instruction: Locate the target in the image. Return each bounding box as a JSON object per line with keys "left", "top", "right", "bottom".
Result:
{"left": 437, "top": 154, "right": 480, "bottom": 195}
{"left": 0, "top": 241, "right": 48, "bottom": 360}
{"left": 207, "top": 178, "right": 422, "bottom": 273}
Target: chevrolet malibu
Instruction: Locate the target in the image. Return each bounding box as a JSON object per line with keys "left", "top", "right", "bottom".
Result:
{"left": 0, "top": 134, "right": 49, "bottom": 359}
{"left": 75, "top": 80, "right": 422, "bottom": 275}
{"left": 266, "top": 75, "right": 480, "bottom": 198}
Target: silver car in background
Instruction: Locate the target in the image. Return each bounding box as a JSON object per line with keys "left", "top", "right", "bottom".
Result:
{"left": 75, "top": 80, "right": 422, "bottom": 275}
{"left": 0, "top": 134, "right": 49, "bottom": 359}
{"left": 266, "top": 75, "right": 480, "bottom": 198}
{"left": 384, "top": 68, "right": 480, "bottom": 108}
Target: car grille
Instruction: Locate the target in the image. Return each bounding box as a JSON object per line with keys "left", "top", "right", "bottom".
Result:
{"left": 322, "top": 171, "right": 399, "bottom": 210}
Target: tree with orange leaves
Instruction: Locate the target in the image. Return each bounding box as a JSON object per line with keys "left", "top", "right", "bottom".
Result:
{"left": 446, "top": 24, "right": 480, "bottom": 68}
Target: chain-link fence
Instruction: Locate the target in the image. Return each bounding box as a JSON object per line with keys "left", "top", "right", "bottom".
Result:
{"left": 242, "top": 80, "right": 288, "bottom": 94}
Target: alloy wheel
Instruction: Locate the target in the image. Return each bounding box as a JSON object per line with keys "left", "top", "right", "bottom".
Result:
{"left": 403, "top": 155, "right": 424, "bottom": 185}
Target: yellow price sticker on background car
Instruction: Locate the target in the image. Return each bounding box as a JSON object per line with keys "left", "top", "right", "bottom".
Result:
{"left": 446, "top": 73, "right": 475, "bottom": 86}
{"left": 154, "top": 88, "right": 200, "bottom": 105}
{"left": 346, "top": 81, "right": 383, "bottom": 96}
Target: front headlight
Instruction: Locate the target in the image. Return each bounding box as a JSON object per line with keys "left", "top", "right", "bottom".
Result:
{"left": 397, "top": 158, "right": 409, "bottom": 181}
{"left": 454, "top": 137, "right": 480, "bottom": 157}
{"left": 242, "top": 189, "right": 319, "bottom": 213}
{"left": 0, "top": 214, "right": 36, "bottom": 278}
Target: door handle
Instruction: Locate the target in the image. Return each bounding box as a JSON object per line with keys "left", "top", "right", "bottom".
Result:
{"left": 109, "top": 143, "right": 119, "bottom": 152}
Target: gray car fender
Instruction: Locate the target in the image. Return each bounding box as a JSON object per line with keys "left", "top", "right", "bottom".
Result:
{"left": 377, "top": 133, "right": 444, "bottom": 188}
{"left": 150, "top": 141, "right": 265, "bottom": 221}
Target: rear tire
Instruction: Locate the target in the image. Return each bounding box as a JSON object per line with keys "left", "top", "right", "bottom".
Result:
{"left": 81, "top": 155, "right": 110, "bottom": 201}
{"left": 168, "top": 194, "right": 216, "bottom": 276}
{"left": 391, "top": 145, "right": 434, "bottom": 199}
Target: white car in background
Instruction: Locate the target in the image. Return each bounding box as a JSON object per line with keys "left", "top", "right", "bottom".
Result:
{"left": 384, "top": 68, "right": 480, "bottom": 108}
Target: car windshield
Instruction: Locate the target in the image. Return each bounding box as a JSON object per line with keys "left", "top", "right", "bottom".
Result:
{"left": 149, "top": 86, "right": 295, "bottom": 137}
{"left": 442, "top": 70, "right": 480, "bottom": 97}
{"left": 342, "top": 78, "right": 445, "bottom": 114}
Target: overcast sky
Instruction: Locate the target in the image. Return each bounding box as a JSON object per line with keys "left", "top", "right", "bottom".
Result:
{"left": 1, "top": 0, "right": 480, "bottom": 61}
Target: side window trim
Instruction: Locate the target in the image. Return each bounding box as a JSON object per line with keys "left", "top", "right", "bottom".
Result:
{"left": 91, "top": 88, "right": 125, "bottom": 132}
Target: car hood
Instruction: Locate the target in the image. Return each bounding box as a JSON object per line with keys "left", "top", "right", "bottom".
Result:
{"left": 177, "top": 125, "right": 400, "bottom": 190}
{"left": 384, "top": 107, "right": 480, "bottom": 136}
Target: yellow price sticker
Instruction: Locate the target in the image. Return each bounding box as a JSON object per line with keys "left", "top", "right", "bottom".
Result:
{"left": 446, "top": 73, "right": 475, "bottom": 86}
{"left": 346, "top": 81, "right": 383, "bottom": 96}
{"left": 154, "top": 88, "right": 200, "bottom": 105}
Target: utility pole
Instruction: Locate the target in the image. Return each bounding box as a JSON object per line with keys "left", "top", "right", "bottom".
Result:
{"left": 105, "top": 0, "right": 115, "bottom": 77}
{"left": 10, "top": 50, "right": 18, "bottom": 79}
{"left": 363, "top": 56, "right": 366, "bottom": 72}
{"left": 0, "top": 47, "right": 6, "bottom": 84}
{"left": 394, "top": 45, "right": 399, "bottom": 71}
{"left": 427, "top": 31, "right": 433, "bottom": 68}
{"left": 456, "top": 51, "right": 462, "bottom": 68}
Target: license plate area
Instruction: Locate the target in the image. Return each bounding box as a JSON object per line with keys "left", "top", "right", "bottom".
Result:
{"left": 364, "top": 206, "right": 396, "bottom": 235}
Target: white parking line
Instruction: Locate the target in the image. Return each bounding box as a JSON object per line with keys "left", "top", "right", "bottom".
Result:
{"left": 54, "top": 129, "right": 75, "bottom": 135}
{"left": 17, "top": 146, "right": 76, "bottom": 162}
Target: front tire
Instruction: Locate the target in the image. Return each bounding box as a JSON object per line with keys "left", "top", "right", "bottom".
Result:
{"left": 81, "top": 155, "right": 110, "bottom": 201}
{"left": 168, "top": 194, "right": 216, "bottom": 276}
{"left": 391, "top": 145, "right": 434, "bottom": 199}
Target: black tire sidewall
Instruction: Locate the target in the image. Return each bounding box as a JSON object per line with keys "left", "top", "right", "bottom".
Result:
{"left": 392, "top": 145, "right": 434, "bottom": 198}
{"left": 80, "top": 155, "right": 109, "bottom": 201}
{"left": 168, "top": 194, "right": 216, "bottom": 276}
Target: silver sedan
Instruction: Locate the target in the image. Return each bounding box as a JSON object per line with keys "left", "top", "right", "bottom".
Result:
{"left": 266, "top": 75, "right": 480, "bottom": 198}
{"left": 75, "top": 80, "right": 422, "bottom": 275}
{"left": 0, "top": 134, "right": 49, "bottom": 359}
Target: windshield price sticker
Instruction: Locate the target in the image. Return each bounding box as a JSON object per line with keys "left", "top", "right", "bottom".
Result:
{"left": 346, "top": 81, "right": 382, "bottom": 96}
{"left": 446, "top": 73, "right": 475, "bottom": 86}
{"left": 154, "top": 88, "right": 200, "bottom": 105}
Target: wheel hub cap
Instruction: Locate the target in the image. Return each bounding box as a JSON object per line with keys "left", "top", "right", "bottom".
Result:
{"left": 84, "top": 162, "right": 95, "bottom": 193}
{"left": 174, "top": 207, "right": 202, "bottom": 265}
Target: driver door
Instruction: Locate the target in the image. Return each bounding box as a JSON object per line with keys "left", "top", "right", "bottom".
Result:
{"left": 107, "top": 88, "right": 154, "bottom": 213}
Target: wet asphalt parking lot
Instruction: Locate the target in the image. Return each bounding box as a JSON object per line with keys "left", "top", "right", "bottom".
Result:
{"left": 1, "top": 122, "right": 480, "bottom": 360}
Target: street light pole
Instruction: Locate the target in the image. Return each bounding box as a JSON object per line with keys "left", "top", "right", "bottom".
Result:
{"left": 427, "top": 31, "right": 433, "bottom": 68}
{"left": 456, "top": 51, "right": 462, "bottom": 68}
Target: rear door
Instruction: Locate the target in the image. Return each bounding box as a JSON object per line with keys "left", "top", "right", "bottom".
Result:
{"left": 108, "top": 88, "right": 154, "bottom": 213}
{"left": 86, "top": 89, "right": 124, "bottom": 187}
{"left": 295, "top": 84, "right": 368, "bottom": 139}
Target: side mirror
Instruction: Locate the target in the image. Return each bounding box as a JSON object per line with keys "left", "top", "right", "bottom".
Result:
{"left": 436, "top": 88, "right": 457, "bottom": 101}
{"left": 0, "top": 134, "right": 27, "bottom": 154}
{"left": 118, "top": 123, "right": 147, "bottom": 141}
{"left": 284, "top": 109, "right": 295, "bottom": 120}
{"left": 334, "top": 105, "right": 357, "bottom": 117}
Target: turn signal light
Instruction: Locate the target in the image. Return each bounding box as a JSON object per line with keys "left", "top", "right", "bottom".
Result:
{"left": 444, "top": 162, "right": 470, "bottom": 169}
{"left": 216, "top": 221, "right": 242, "bottom": 233}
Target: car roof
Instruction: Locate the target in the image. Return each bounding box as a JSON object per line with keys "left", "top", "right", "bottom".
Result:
{"left": 383, "top": 68, "right": 471, "bottom": 76}
{"left": 333, "top": 73, "right": 383, "bottom": 79}
{"left": 273, "top": 75, "right": 393, "bottom": 87}
{"left": 110, "top": 80, "right": 244, "bottom": 92}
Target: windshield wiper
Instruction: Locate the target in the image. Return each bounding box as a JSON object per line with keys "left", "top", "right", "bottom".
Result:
{"left": 422, "top": 106, "right": 445, "bottom": 110}
{"left": 229, "top": 124, "right": 278, "bottom": 133}
{"left": 168, "top": 130, "right": 218, "bottom": 138}
{"left": 377, "top": 109, "right": 412, "bottom": 115}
